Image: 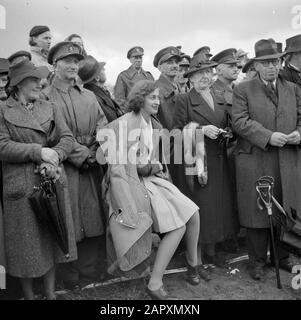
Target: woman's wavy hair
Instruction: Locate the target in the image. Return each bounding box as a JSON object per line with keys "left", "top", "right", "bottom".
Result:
{"left": 127, "top": 80, "right": 159, "bottom": 113}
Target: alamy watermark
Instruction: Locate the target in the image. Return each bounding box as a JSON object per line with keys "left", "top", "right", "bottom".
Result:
{"left": 291, "top": 265, "right": 301, "bottom": 290}
{"left": 292, "top": 5, "right": 301, "bottom": 30}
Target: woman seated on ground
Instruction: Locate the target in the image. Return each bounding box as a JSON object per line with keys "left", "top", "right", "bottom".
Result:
{"left": 0, "top": 60, "right": 77, "bottom": 300}
{"left": 99, "top": 80, "right": 210, "bottom": 300}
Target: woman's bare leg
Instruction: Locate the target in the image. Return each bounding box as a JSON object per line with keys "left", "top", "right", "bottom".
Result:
{"left": 43, "top": 266, "right": 56, "bottom": 300}
{"left": 185, "top": 211, "right": 200, "bottom": 266}
{"left": 148, "top": 226, "right": 186, "bottom": 290}
{"left": 20, "top": 278, "right": 35, "bottom": 300}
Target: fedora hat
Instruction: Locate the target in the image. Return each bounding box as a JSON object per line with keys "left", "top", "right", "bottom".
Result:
{"left": 184, "top": 54, "right": 217, "bottom": 78}
{"left": 285, "top": 34, "right": 301, "bottom": 54}
{"left": 8, "top": 60, "right": 49, "bottom": 87}
{"left": 78, "top": 55, "right": 106, "bottom": 84}
{"left": 253, "top": 38, "right": 284, "bottom": 60}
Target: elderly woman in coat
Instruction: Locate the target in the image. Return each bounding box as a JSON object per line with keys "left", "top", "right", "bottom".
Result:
{"left": 98, "top": 80, "right": 209, "bottom": 300}
{"left": 0, "top": 60, "right": 77, "bottom": 300}
{"left": 173, "top": 54, "right": 238, "bottom": 267}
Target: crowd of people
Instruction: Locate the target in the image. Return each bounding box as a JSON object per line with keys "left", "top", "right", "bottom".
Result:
{"left": 0, "top": 24, "right": 301, "bottom": 300}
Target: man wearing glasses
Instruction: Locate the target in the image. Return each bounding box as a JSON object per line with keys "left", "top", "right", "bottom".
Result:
{"left": 232, "top": 38, "right": 301, "bottom": 281}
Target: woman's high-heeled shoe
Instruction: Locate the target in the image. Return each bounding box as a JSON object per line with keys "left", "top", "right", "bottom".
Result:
{"left": 185, "top": 258, "right": 201, "bottom": 286}
{"left": 198, "top": 264, "right": 211, "bottom": 282}
{"left": 146, "top": 285, "right": 178, "bottom": 300}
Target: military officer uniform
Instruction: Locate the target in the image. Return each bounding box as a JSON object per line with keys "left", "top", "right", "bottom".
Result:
{"left": 114, "top": 46, "right": 154, "bottom": 112}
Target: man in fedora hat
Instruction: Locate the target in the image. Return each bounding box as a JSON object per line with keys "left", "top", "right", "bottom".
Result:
{"left": 29, "top": 25, "right": 53, "bottom": 72}
{"left": 43, "top": 41, "right": 108, "bottom": 289}
{"left": 79, "top": 55, "right": 123, "bottom": 123}
{"left": 153, "top": 46, "right": 182, "bottom": 130}
{"left": 232, "top": 38, "right": 300, "bottom": 280}
{"left": 280, "top": 34, "right": 301, "bottom": 88}
{"left": 114, "top": 46, "right": 154, "bottom": 112}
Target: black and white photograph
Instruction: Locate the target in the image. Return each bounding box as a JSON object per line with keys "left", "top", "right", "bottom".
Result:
{"left": 0, "top": 0, "right": 301, "bottom": 306}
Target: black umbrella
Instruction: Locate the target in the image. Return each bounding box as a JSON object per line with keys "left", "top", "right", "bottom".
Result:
{"left": 29, "top": 178, "right": 70, "bottom": 259}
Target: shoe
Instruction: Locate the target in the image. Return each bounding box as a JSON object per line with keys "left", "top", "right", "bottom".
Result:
{"left": 198, "top": 265, "right": 211, "bottom": 282}
{"left": 62, "top": 280, "right": 81, "bottom": 291}
{"left": 146, "top": 285, "right": 178, "bottom": 300}
{"left": 185, "top": 259, "right": 201, "bottom": 285}
{"left": 248, "top": 264, "right": 265, "bottom": 281}
{"left": 202, "top": 253, "right": 227, "bottom": 268}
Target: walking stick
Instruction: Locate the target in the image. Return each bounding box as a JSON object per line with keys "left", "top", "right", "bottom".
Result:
{"left": 255, "top": 177, "right": 282, "bottom": 289}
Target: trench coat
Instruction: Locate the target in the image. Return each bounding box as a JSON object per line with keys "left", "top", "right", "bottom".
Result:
{"left": 232, "top": 76, "right": 301, "bottom": 228}
{"left": 155, "top": 74, "right": 181, "bottom": 131}
{"left": 43, "top": 77, "right": 108, "bottom": 242}
{"left": 97, "top": 112, "right": 157, "bottom": 276}
{"left": 114, "top": 65, "right": 154, "bottom": 112}
{"left": 0, "top": 96, "right": 77, "bottom": 278}
{"left": 84, "top": 81, "right": 123, "bottom": 123}
{"left": 173, "top": 87, "right": 238, "bottom": 244}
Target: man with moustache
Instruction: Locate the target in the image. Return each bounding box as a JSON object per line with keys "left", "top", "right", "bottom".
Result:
{"left": 43, "top": 42, "right": 108, "bottom": 289}
{"left": 153, "top": 46, "right": 182, "bottom": 131}
{"left": 29, "top": 25, "right": 53, "bottom": 72}
{"left": 114, "top": 46, "right": 154, "bottom": 112}
{"left": 232, "top": 38, "right": 300, "bottom": 280}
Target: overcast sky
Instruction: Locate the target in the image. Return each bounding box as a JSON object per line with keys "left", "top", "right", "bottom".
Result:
{"left": 0, "top": 0, "right": 300, "bottom": 85}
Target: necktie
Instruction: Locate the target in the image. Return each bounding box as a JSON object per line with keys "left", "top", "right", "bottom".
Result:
{"left": 267, "top": 81, "right": 278, "bottom": 106}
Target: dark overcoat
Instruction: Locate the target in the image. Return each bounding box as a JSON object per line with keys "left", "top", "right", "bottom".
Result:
{"left": 84, "top": 81, "right": 123, "bottom": 123}
{"left": 232, "top": 76, "right": 301, "bottom": 228}
{"left": 173, "top": 88, "right": 238, "bottom": 244}
{"left": 280, "top": 64, "right": 301, "bottom": 88}
{"left": 0, "top": 96, "right": 77, "bottom": 277}
{"left": 155, "top": 74, "right": 180, "bottom": 131}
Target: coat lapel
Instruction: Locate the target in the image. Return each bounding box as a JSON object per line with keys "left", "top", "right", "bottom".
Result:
{"left": 4, "top": 97, "right": 52, "bottom": 133}
{"left": 189, "top": 88, "right": 219, "bottom": 126}
{"left": 276, "top": 77, "right": 290, "bottom": 119}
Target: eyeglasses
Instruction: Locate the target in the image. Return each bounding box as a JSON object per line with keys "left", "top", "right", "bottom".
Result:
{"left": 258, "top": 60, "right": 280, "bottom": 67}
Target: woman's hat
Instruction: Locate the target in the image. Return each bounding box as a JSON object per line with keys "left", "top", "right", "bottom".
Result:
{"left": 242, "top": 58, "right": 254, "bottom": 73}
{"left": 253, "top": 38, "right": 284, "bottom": 61}
{"left": 78, "top": 55, "right": 106, "bottom": 84}
{"left": 8, "top": 60, "right": 49, "bottom": 87}
{"left": 184, "top": 54, "right": 217, "bottom": 78}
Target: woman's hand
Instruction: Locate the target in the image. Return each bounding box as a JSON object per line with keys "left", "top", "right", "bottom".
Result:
{"left": 202, "top": 125, "right": 220, "bottom": 140}
{"left": 40, "top": 163, "right": 61, "bottom": 181}
{"left": 41, "top": 148, "right": 59, "bottom": 166}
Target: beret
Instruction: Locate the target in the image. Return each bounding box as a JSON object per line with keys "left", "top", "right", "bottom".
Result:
{"left": 8, "top": 50, "right": 32, "bottom": 63}
{"left": 29, "top": 25, "right": 50, "bottom": 37}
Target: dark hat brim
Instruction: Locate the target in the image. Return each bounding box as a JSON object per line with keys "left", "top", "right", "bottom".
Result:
{"left": 184, "top": 61, "right": 217, "bottom": 78}
{"left": 79, "top": 61, "right": 106, "bottom": 84}
{"left": 253, "top": 52, "right": 284, "bottom": 61}
{"left": 10, "top": 66, "right": 49, "bottom": 87}
{"left": 49, "top": 52, "right": 84, "bottom": 65}
{"left": 157, "top": 53, "right": 181, "bottom": 67}
{"left": 242, "top": 59, "right": 254, "bottom": 73}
